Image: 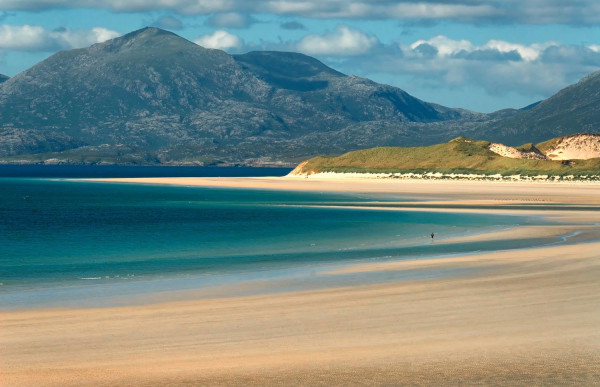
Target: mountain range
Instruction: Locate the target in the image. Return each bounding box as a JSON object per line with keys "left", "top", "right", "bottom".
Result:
{"left": 0, "top": 27, "right": 599, "bottom": 166}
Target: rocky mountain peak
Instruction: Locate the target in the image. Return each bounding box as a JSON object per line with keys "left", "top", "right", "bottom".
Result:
{"left": 88, "top": 26, "right": 200, "bottom": 56}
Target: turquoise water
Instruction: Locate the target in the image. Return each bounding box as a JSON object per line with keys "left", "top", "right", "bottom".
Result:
{"left": 0, "top": 178, "right": 550, "bottom": 308}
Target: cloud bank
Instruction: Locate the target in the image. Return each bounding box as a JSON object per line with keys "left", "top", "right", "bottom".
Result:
{"left": 3, "top": 0, "right": 600, "bottom": 25}
{"left": 0, "top": 24, "right": 119, "bottom": 51}
{"left": 333, "top": 34, "right": 600, "bottom": 103}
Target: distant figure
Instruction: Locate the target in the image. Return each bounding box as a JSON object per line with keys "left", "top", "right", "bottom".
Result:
{"left": 430, "top": 232, "right": 435, "bottom": 240}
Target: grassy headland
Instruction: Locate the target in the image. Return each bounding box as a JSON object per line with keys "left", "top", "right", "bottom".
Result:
{"left": 294, "top": 137, "right": 600, "bottom": 178}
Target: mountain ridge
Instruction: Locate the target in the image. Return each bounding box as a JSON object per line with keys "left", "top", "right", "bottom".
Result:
{"left": 0, "top": 27, "right": 598, "bottom": 165}
{"left": 0, "top": 27, "right": 479, "bottom": 165}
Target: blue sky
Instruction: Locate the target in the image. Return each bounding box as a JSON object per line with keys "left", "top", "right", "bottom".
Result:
{"left": 1, "top": 1, "right": 600, "bottom": 112}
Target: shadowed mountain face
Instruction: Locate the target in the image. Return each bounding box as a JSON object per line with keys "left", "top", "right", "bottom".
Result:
{"left": 233, "top": 51, "right": 344, "bottom": 92}
{"left": 481, "top": 71, "right": 600, "bottom": 145}
{"left": 0, "top": 75, "right": 8, "bottom": 84}
{"left": 0, "top": 27, "right": 474, "bottom": 165}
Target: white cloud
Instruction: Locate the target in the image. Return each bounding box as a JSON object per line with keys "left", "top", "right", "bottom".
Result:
{"left": 410, "top": 36, "right": 472, "bottom": 57}
{"left": 588, "top": 44, "right": 600, "bottom": 53}
{"left": 0, "top": 24, "right": 119, "bottom": 51}
{"left": 0, "top": 25, "right": 48, "bottom": 50}
{"left": 194, "top": 30, "right": 242, "bottom": 49}
{"left": 297, "top": 26, "right": 378, "bottom": 56}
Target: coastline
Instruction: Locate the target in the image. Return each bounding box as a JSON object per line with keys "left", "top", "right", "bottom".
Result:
{"left": 83, "top": 175, "right": 600, "bottom": 202}
{"left": 83, "top": 176, "right": 600, "bottom": 218}
{"left": 2, "top": 176, "right": 600, "bottom": 385}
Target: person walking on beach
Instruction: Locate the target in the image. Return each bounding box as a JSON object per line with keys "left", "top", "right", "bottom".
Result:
{"left": 430, "top": 232, "right": 435, "bottom": 240}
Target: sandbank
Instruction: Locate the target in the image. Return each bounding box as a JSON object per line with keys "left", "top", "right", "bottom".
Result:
{"left": 86, "top": 175, "right": 600, "bottom": 205}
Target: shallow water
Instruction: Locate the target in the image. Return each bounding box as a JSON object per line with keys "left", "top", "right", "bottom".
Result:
{"left": 0, "top": 178, "right": 552, "bottom": 309}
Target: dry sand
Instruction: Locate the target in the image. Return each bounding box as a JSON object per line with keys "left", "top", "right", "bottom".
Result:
{"left": 2, "top": 177, "right": 600, "bottom": 386}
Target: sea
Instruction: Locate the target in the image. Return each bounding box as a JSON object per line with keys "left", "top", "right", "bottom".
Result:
{"left": 0, "top": 165, "right": 556, "bottom": 309}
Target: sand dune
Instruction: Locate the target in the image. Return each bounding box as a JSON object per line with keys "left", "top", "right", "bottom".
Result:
{"left": 544, "top": 133, "right": 600, "bottom": 160}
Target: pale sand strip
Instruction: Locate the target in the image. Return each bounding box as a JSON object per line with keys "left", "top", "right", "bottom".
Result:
{"left": 1, "top": 241, "right": 599, "bottom": 386}
{"left": 85, "top": 176, "right": 600, "bottom": 204}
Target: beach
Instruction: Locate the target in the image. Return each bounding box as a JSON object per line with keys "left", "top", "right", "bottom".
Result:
{"left": 2, "top": 177, "right": 600, "bottom": 386}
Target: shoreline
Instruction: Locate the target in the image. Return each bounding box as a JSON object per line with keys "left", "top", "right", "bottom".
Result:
{"left": 81, "top": 175, "right": 600, "bottom": 202}
{"left": 2, "top": 176, "right": 600, "bottom": 385}
{"left": 2, "top": 221, "right": 590, "bottom": 313}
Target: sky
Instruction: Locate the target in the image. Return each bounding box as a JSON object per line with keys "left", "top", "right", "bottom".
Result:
{"left": 1, "top": 1, "right": 600, "bottom": 113}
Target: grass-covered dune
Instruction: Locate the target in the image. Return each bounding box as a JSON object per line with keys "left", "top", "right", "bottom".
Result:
{"left": 293, "top": 137, "right": 600, "bottom": 177}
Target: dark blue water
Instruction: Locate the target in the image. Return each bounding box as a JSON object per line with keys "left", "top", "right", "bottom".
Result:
{"left": 0, "top": 165, "right": 292, "bottom": 178}
{"left": 0, "top": 177, "right": 550, "bottom": 308}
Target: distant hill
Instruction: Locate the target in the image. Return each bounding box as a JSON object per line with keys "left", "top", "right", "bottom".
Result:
{"left": 291, "top": 134, "right": 600, "bottom": 177}
{"left": 480, "top": 72, "right": 600, "bottom": 145}
{"left": 0, "top": 74, "right": 8, "bottom": 83}
{"left": 0, "top": 27, "right": 474, "bottom": 166}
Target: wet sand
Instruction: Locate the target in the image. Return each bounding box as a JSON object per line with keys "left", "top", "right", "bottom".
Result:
{"left": 2, "top": 177, "right": 600, "bottom": 385}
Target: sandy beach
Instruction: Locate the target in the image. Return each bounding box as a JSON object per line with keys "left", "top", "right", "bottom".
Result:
{"left": 2, "top": 177, "right": 600, "bottom": 386}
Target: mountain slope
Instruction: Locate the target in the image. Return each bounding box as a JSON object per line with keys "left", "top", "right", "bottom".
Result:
{"left": 0, "top": 27, "right": 473, "bottom": 165}
{"left": 0, "top": 74, "right": 8, "bottom": 84}
{"left": 480, "top": 71, "right": 600, "bottom": 145}
{"left": 292, "top": 135, "right": 600, "bottom": 177}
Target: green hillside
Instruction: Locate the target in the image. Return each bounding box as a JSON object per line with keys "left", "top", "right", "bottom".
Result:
{"left": 296, "top": 137, "right": 600, "bottom": 177}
